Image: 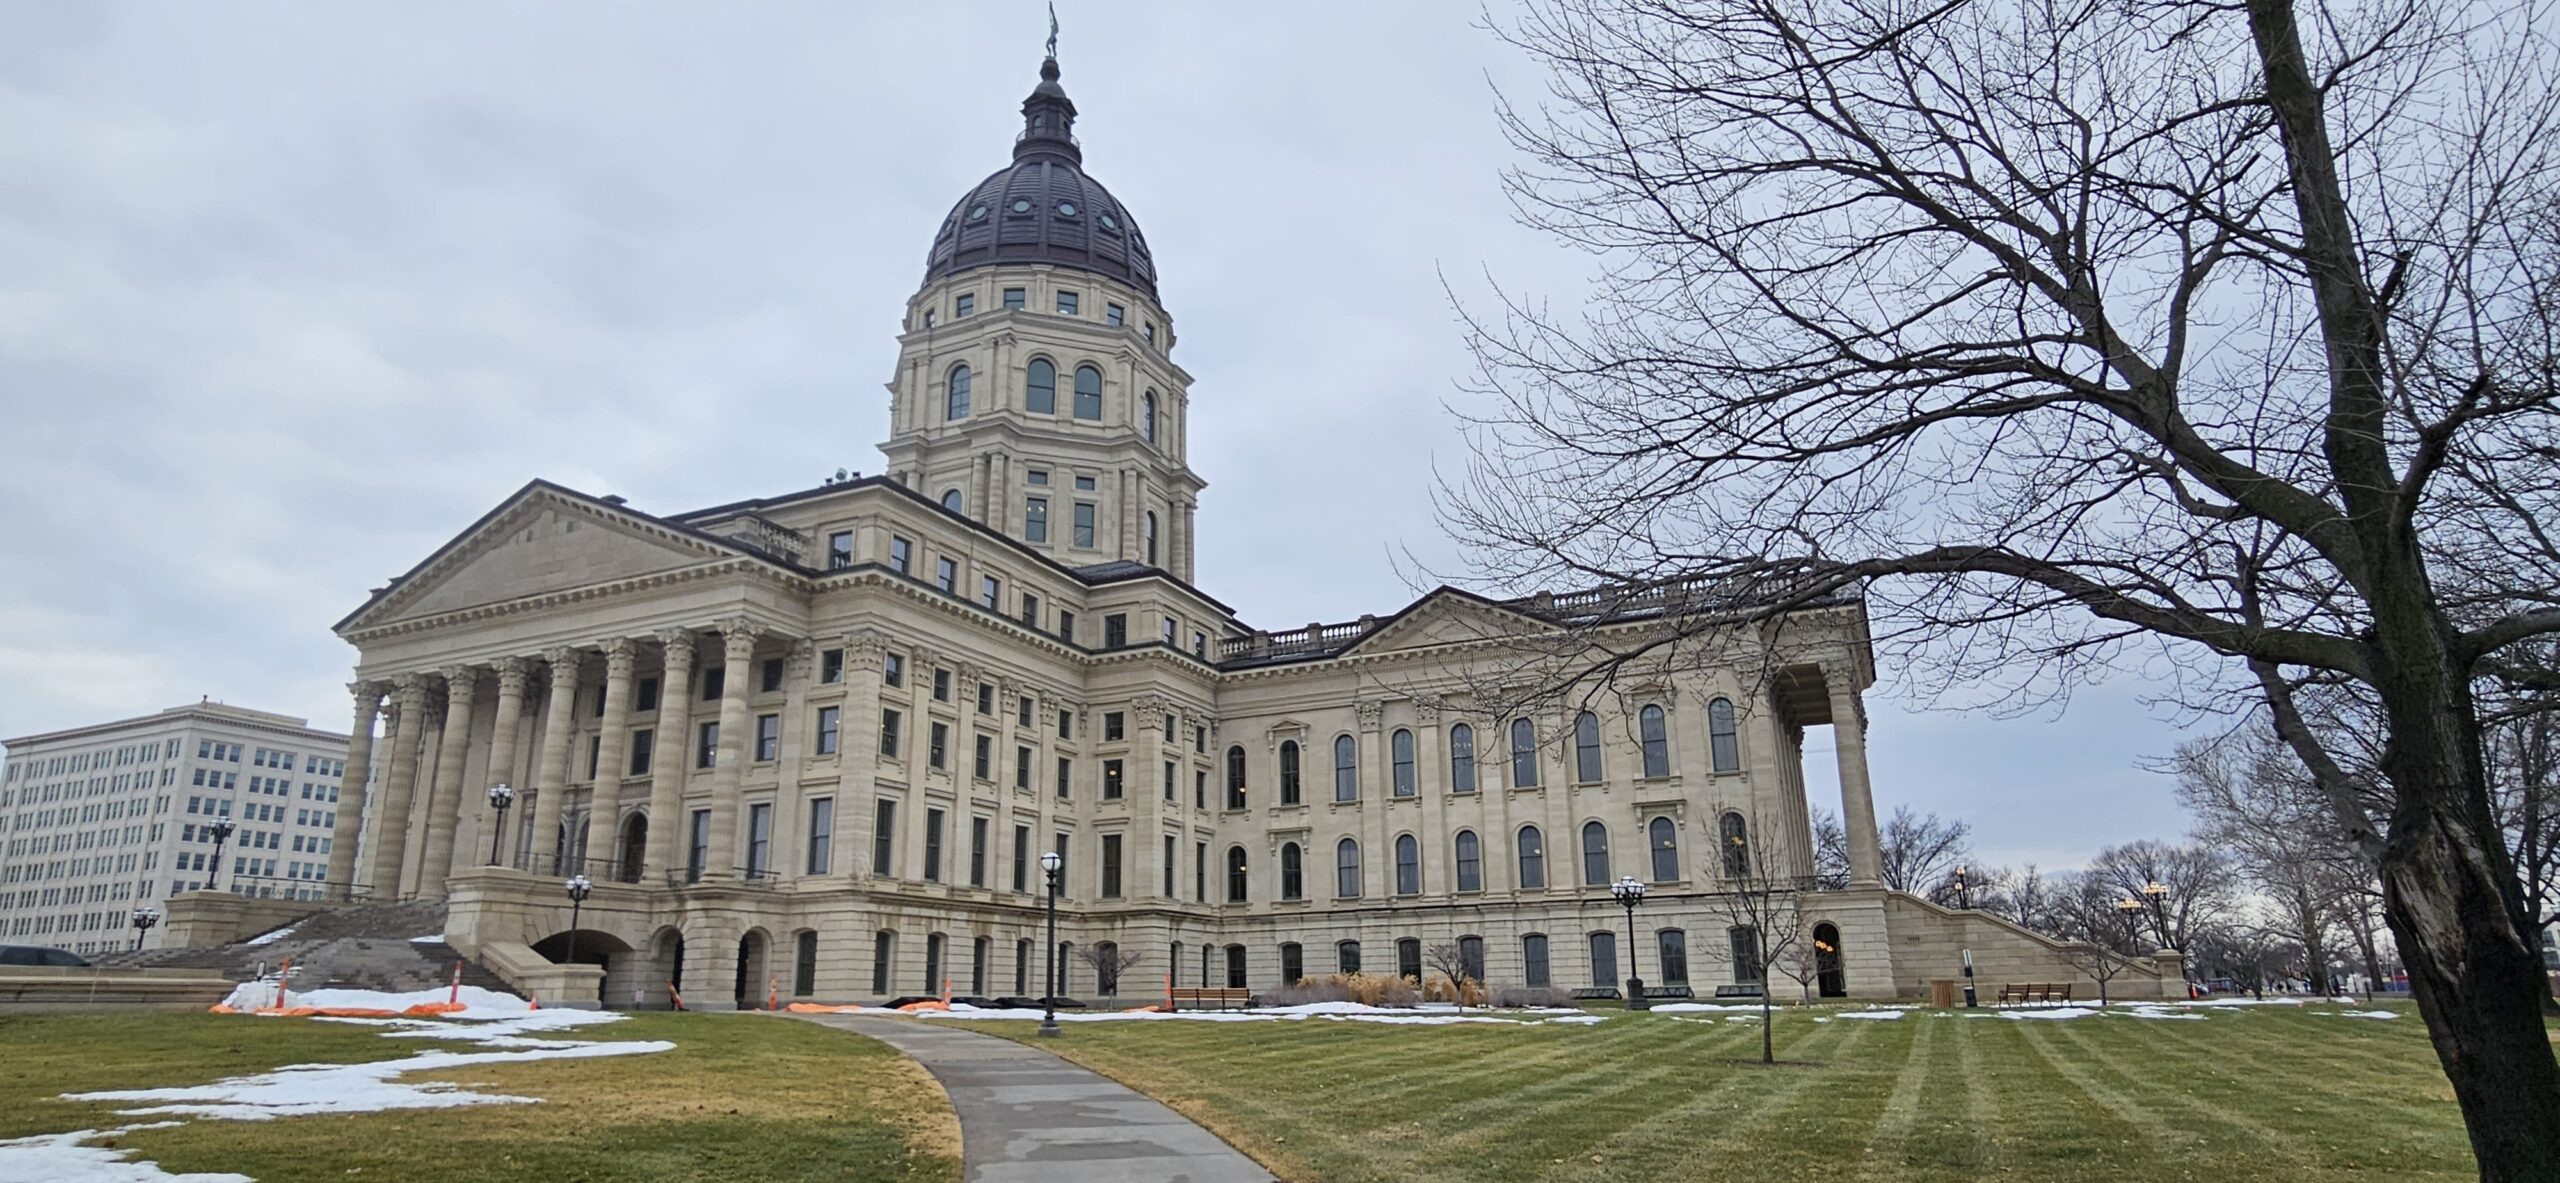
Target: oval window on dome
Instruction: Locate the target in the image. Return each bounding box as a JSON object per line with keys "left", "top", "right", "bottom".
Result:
{"left": 1098, "top": 212, "right": 1118, "bottom": 230}
{"left": 1057, "top": 201, "right": 1078, "bottom": 217}
{"left": 1010, "top": 198, "right": 1033, "bottom": 213}
{"left": 967, "top": 204, "right": 988, "bottom": 221}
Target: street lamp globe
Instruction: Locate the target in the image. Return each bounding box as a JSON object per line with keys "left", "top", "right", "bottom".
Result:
{"left": 1037, "top": 850, "right": 1065, "bottom": 1037}
{"left": 1610, "top": 875, "right": 1648, "bottom": 1009}
{"left": 128, "top": 905, "right": 160, "bottom": 951}
{"left": 484, "top": 783, "right": 516, "bottom": 866}
{"left": 1611, "top": 875, "right": 1646, "bottom": 906}
{"left": 1040, "top": 851, "right": 1063, "bottom": 876}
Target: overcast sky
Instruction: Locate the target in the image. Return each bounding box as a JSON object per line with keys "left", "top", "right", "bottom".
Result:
{"left": 0, "top": 2, "right": 2210, "bottom": 870}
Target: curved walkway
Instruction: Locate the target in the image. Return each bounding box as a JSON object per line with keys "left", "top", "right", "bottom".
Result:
{"left": 786, "top": 1014, "right": 1274, "bottom": 1183}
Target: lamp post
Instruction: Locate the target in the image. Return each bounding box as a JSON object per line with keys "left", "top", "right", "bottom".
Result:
{"left": 485, "top": 782, "right": 515, "bottom": 866}
{"left": 564, "top": 873, "right": 593, "bottom": 973}
{"left": 2105, "top": 895, "right": 2145, "bottom": 1007}
{"left": 1039, "top": 850, "right": 1064, "bottom": 1037}
{"left": 2139, "top": 879, "right": 2169, "bottom": 948}
{"left": 205, "top": 819, "right": 236, "bottom": 893}
{"left": 1611, "top": 874, "right": 1648, "bottom": 1010}
{"left": 129, "top": 905, "right": 159, "bottom": 951}
{"left": 1952, "top": 864, "right": 1971, "bottom": 910}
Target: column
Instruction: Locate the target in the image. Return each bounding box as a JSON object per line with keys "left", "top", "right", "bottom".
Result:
{"left": 416, "top": 666, "right": 479, "bottom": 894}
{"left": 326, "top": 682, "right": 382, "bottom": 896}
{"left": 476, "top": 658, "right": 530, "bottom": 869}
{"left": 702, "top": 618, "right": 761, "bottom": 880}
{"left": 644, "top": 629, "right": 698, "bottom": 879}
{"left": 1829, "top": 671, "right": 1883, "bottom": 889}
{"left": 773, "top": 639, "right": 816, "bottom": 882}
{"left": 527, "top": 647, "right": 584, "bottom": 875}
{"left": 581, "top": 637, "right": 639, "bottom": 877}
{"left": 365, "top": 675, "right": 430, "bottom": 895}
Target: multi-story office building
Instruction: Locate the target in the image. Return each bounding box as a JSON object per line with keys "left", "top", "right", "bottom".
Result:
{"left": 1, "top": 702, "right": 350, "bottom": 954}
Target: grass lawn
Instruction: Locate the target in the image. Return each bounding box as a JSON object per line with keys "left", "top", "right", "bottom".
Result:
{"left": 961, "top": 1001, "right": 2479, "bottom": 1182}
{"left": 0, "top": 1011, "right": 958, "bottom": 1183}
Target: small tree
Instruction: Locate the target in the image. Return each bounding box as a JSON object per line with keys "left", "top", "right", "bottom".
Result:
{"left": 1074, "top": 944, "right": 1146, "bottom": 999}
{"left": 1710, "top": 810, "right": 1809, "bottom": 1064}
{"left": 1424, "top": 941, "right": 1476, "bottom": 1009}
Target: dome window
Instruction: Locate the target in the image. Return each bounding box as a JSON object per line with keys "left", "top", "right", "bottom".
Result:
{"left": 967, "top": 204, "right": 988, "bottom": 222}
{"left": 1010, "top": 198, "right": 1033, "bottom": 214}
{"left": 1098, "top": 212, "right": 1118, "bottom": 231}
{"left": 1057, "top": 201, "right": 1078, "bottom": 218}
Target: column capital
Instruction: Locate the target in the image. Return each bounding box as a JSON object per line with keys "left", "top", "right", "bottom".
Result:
{"left": 1354, "top": 701, "right": 1386, "bottom": 733}
{"left": 600, "top": 635, "right": 639, "bottom": 666}
{"left": 653, "top": 627, "right": 699, "bottom": 659}
{"left": 1413, "top": 695, "right": 1445, "bottom": 724}
{"left": 785, "top": 636, "right": 818, "bottom": 676}
{"left": 843, "top": 627, "right": 890, "bottom": 664}
{"left": 349, "top": 680, "right": 386, "bottom": 707}
{"left": 716, "top": 616, "right": 765, "bottom": 644}
{"left": 492, "top": 656, "right": 531, "bottom": 695}
{"left": 437, "top": 663, "right": 481, "bottom": 692}
{"left": 393, "top": 671, "right": 434, "bottom": 702}
{"left": 541, "top": 646, "right": 584, "bottom": 683}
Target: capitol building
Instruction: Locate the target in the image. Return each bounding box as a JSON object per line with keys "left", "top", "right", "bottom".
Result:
{"left": 312, "top": 53, "right": 2143, "bottom": 1009}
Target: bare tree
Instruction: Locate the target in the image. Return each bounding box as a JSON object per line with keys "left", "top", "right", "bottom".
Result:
{"left": 1878, "top": 806, "right": 1973, "bottom": 897}
{"left": 2174, "top": 730, "right": 2379, "bottom": 992}
{"left": 1711, "top": 810, "right": 1810, "bottom": 1063}
{"left": 2087, "top": 841, "right": 2239, "bottom": 955}
{"left": 1809, "top": 806, "right": 1851, "bottom": 890}
{"left": 1424, "top": 940, "right": 1477, "bottom": 1008}
{"left": 1074, "top": 944, "right": 1146, "bottom": 999}
{"left": 1453, "top": 0, "right": 2560, "bottom": 1168}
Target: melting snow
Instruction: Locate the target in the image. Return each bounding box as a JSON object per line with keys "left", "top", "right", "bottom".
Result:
{"left": 0, "top": 1130, "right": 250, "bottom": 1183}
{"left": 2001, "top": 1006, "right": 2103, "bottom": 1021}
{"left": 239, "top": 925, "right": 299, "bottom": 948}
{"left": 1836, "top": 1010, "right": 1904, "bottom": 1020}
{"left": 214, "top": 983, "right": 533, "bottom": 1014}
{"left": 2326, "top": 1009, "right": 2400, "bottom": 1020}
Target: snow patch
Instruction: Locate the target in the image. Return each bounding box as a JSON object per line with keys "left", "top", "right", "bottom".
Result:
{"left": 2326, "top": 1009, "right": 2400, "bottom": 1020}
{"left": 1836, "top": 1010, "right": 1904, "bottom": 1020}
{"left": 1649, "top": 1002, "right": 1766, "bottom": 1014}
{"left": 2122, "top": 1006, "right": 2207, "bottom": 1021}
{"left": 239, "top": 925, "right": 298, "bottom": 948}
{"left": 0, "top": 1130, "right": 251, "bottom": 1183}
{"left": 2000, "top": 1006, "right": 2102, "bottom": 1021}
{"left": 407, "top": 934, "right": 445, "bottom": 943}
{"left": 215, "top": 983, "right": 533, "bottom": 1015}
{"left": 919, "top": 1001, "right": 1591, "bottom": 1027}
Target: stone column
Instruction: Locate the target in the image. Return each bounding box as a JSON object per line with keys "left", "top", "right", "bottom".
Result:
{"left": 1829, "top": 671, "right": 1883, "bottom": 888}
{"left": 325, "top": 682, "right": 382, "bottom": 896}
{"left": 581, "top": 637, "right": 639, "bottom": 878}
{"left": 772, "top": 638, "right": 816, "bottom": 881}
{"left": 365, "top": 675, "right": 431, "bottom": 895}
{"left": 416, "top": 665, "right": 480, "bottom": 894}
{"left": 477, "top": 658, "right": 530, "bottom": 869}
{"left": 702, "top": 618, "right": 761, "bottom": 880}
{"left": 644, "top": 629, "right": 698, "bottom": 879}
{"left": 527, "top": 647, "right": 584, "bottom": 875}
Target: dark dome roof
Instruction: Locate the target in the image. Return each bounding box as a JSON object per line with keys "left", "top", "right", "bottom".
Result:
{"left": 922, "top": 58, "right": 1158, "bottom": 300}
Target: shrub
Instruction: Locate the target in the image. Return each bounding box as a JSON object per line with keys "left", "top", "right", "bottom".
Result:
{"left": 1489, "top": 985, "right": 1575, "bottom": 1009}
{"left": 1259, "top": 973, "right": 1419, "bottom": 1008}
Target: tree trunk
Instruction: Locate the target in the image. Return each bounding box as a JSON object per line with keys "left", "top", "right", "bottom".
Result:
{"left": 2295, "top": 889, "right": 2331, "bottom": 997}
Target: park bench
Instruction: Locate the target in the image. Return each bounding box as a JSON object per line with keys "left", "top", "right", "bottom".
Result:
{"left": 1713, "top": 983, "right": 1765, "bottom": 999}
{"left": 1568, "top": 987, "right": 1621, "bottom": 1001}
{"left": 1640, "top": 985, "right": 1695, "bottom": 1002}
{"left": 1167, "top": 987, "right": 1254, "bottom": 1012}
{"left": 1996, "top": 982, "right": 2076, "bottom": 1004}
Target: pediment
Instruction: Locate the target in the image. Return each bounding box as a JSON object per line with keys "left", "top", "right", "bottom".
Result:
{"left": 343, "top": 485, "right": 737, "bottom": 632}
{"left": 1336, "top": 590, "right": 1553, "bottom": 657}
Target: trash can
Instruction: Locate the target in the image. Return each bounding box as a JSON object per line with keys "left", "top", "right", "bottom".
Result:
{"left": 1930, "top": 978, "right": 1958, "bottom": 1009}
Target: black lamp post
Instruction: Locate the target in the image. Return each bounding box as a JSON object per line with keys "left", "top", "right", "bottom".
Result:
{"left": 1953, "top": 864, "right": 1971, "bottom": 910}
{"left": 485, "top": 782, "right": 516, "bottom": 866}
{"left": 129, "top": 905, "right": 159, "bottom": 951}
{"left": 205, "top": 819, "right": 236, "bottom": 892}
{"left": 1611, "top": 874, "right": 1649, "bottom": 1010}
{"left": 565, "top": 873, "right": 593, "bottom": 972}
{"left": 2104, "top": 895, "right": 2145, "bottom": 1007}
{"left": 1039, "top": 850, "right": 1064, "bottom": 1037}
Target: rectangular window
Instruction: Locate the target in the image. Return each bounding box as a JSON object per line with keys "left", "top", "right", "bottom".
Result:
{"left": 1015, "top": 745, "right": 1032, "bottom": 789}
{"left": 1019, "top": 695, "right": 1035, "bottom": 727}
{"left": 1072, "top": 503, "right": 1096, "bottom": 548}
{"left": 1103, "top": 614, "right": 1127, "bottom": 649}
{"left": 1590, "top": 932, "right": 1618, "bottom": 988}
{"left": 1021, "top": 593, "right": 1041, "bottom": 628}
{"left": 884, "top": 652, "right": 904, "bottom": 687}
{"left": 1056, "top": 756, "right": 1072, "bottom": 799}
{"left": 1102, "top": 759, "right": 1124, "bottom": 799}
{"left": 760, "top": 658, "right": 784, "bottom": 693}
{"left": 688, "top": 809, "right": 711, "bottom": 882}
{"left": 1056, "top": 290, "right": 1079, "bottom": 315}
{"left": 872, "top": 933, "right": 893, "bottom": 994}
{"left": 888, "top": 535, "right": 912, "bottom": 575}
{"left": 873, "top": 800, "right": 897, "bottom": 876}
{"left": 1025, "top": 496, "right": 1049, "bottom": 543}
{"left": 1101, "top": 834, "right": 1123, "bottom": 898}
{"left": 806, "top": 798, "right": 834, "bottom": 874}
{"left": 629, "top": 729, "right": 653, "bottom": 775}
{"left": 973, "top": 735, "right": 992, "bottom": 780}
{"left": 702, "top": 666, "right": 724, "bottom": 701}
{"left": 969, "top": 817, "right": 988, "bottom": 887}
{"left": 1104, "top": 711, "right": 1125, "bottom": 741}
{"left": 1002, "top": 287, "right": 1025, "bottom": 310}
{"left": 980, "top": 575, "right": 1001, "bottom": 610}
{"left": 879, "top": 709, "right": 902, "bottom": 759}
{"left": 928, "top": 722, "right": 949, "bottom": 770}
{"left": 976, "top": 682, "right": 994, "bottom": 716}
{"left": 1162, "top": 761, "right": 1175, "bottom": 801}
{"left": 923, "top": 808, "right": 944, "bottom": 881}
{"left": 1013, "top": 824, "right": 1030, "bottom": 891}
{"left": 934, "top": 557, "right": 957, "bottom": 593}
{"left": 586, "top": 735, "right": 601, "bottom": 778}
{"left": 1165, "top": 835, "right": 1178, "bottom": 897}
{"left": 755, "top": 714, "right": 780, "bottom": 762}
{"left": 1106, "top": 302, "right": 1125, "bottom": 326}
{"left": 746, "top": 803, "right": 772, "bottom": 877}
{"left": 816, "top": 706, "right": 841, "bottom": 755}
{"left": 1027, "top": 468, "right": 1049, "bottom": 485}
{"left": 933, "top": 668, "right": 951, "bottom": 701}
{"left": 636, "top": 677, "right": 660, "bottom": 713}
{"left": 1162, "top": 617, "right": 1177, "bottom": 644}
{"left": 1057, "top": 610, "right": 1076, "bottom": 642}
{"left": 1196, "top": 841, "right": 1208, "bottom": 902}
{"left": 826, "top": 531, "right": 854, "bottom": 569}
{"left": 820, "top": 648, "right": 843, "bottom": 684}
{"left": 1059, "top": 710, "right": 1073, "bottom": 740}
{"left": 955, "top": 292, "right": 975, "bottom": 317}
{"left": 1659, "top": 930, "right": 1689, "bottom": 985}
{"left": 695, "top": 723, "right": 718, "bottom": 769}
{"left": 1523, "top": 934, "right": 1551, "bottom": 987}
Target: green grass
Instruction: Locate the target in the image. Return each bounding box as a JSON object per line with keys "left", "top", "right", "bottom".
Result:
{"left": 961, "top": 1001, "right": 2479, "bottom": 1182}
{"left": 0, "top": 1011, "right": 959, "bottom": 1183}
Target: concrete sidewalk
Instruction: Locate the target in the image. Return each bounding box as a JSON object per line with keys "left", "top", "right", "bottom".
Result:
{"left": 787, "top": 1013, "right": 1275, "bottom": 1183}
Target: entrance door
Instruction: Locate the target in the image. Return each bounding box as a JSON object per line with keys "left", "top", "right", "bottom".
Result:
{"left": 1815, "top": 922, "right": 1847, "bottom": 997}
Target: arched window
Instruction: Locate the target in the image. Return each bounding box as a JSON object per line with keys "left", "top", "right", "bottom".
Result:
{"left": 1573, "top": 711, "right": 1603, "bottom": 782}
{"left": 1396, "top": 937, "right": 1423, "bottom": 983}
{"left": 1016, "top": 937, "right": 1032, "bottom": 995}
{"left": 1517, "top": 825, "right": 1546, "bottom": 889}
{"left": 1449, "top": 723, "right": 1476, "bottom": 793}
{"left": 1588, "top": 930, "right": 1618, "bottom": 987}
{"left": 1278, "top": 740, "right": 1302, "bottom": 805}
{"left": 1142, "top": 391, "right": 1158, "bottom": 443}
{"left": 1073, "top": 364, "right": 1103, "bottom": 420}
{"left": 1025, "top": 358, "right": 1057, "bottom": 414}
{"left": 1280, "top": 842, "right": 1304, "bottom": 900}
{"left": 1225, "top": 845, "right": 1249, "bottom": 902}
{"left": 1649, "top": 816, "right": 1680, "bottom": 883}
{"left": 1333, "top": 734, "right": 1357, "bottom": 802}
{"left": 1224, "top": 745, "right": 1247, "bottom": 810}
{"left": 1454, "top": 829, "right": 1482, "bottom": 892}
{"left": 1094, "top": 939, "right": 1121, "bottom": 994}
{"left": 1144, "top": 511, "right": 1158, "bottom": 565}
{"left": 1390, "top": 728, "right": 1416, "bottom": 796}
{"left": 1223, "top": 943, "right": 1246, "bottom": 988}
{"left": 1581, "top": 820, "right": 1612, "bottom": 885}
{"left": 1639, "top": 705, "right": 1670, "bottom": 777}
{"left": 1657, "top": 929, "right": 1689, "bottom": 985}
{"left": 1458, "top": 935, "right": 1486, "bottom": 983}
{"left": 871, "top": 930, "right": 895, "bottom": 994}
{"left": 1394, "top": 833, "right": 1420, "bottom": 895}
{"left": 1708, "top": 697, "right": 1740, "bottom": 772}
{"left": 1720, "top": 811, "right": 1750, "bottom": 877}
{"left": 793, "top": 931, "right": 818, "bottom": 996}
{"left": 945, "top": 363, "right": 972, "bottom": 420}
{"left": 1335, "top": 837, "right": 1361, "bottom": 898}
{"left": 1729, "top": 925, "right": 1763, "bottom": 983}
{"left": 1280, "top": 941, "right": 1303, "bottom": 985}
{"left": 940, "top": 489, "right": 963, "bottom": 513}
{"left": 1509, "top": 718, "right": 1539, "bottom": 787}
{"left": 1336, "top": 939, "right": 1362, "bottom": 974}
{"left": 1522, "top": 933, "right": 1550, "bottom": 986}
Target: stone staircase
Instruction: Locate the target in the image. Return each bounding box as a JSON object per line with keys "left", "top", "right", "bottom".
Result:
{"left": 94, "top": 901, "right": 517, "bottom": 998}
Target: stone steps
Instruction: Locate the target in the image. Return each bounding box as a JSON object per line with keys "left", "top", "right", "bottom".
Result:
{"left": 95, "top": 902, "right": 518, "bottom": 998}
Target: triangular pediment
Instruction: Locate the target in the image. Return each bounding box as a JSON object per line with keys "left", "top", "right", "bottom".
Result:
{"left": 1337, "top": 589, "right": 1554, "bottom": 657}
{"left": 340, "top": 483, "right": 740, "bottom": 633}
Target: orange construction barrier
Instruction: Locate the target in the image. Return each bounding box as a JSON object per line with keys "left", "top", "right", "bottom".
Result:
{"left": 783, "top": 1002, "right": 869, "bottom": 1014}
{"left": 768, "top": 974, "right": 779, "bottom": 1012}
{"left": 275, "top": 958, "right": 294, "bottom": 1010}
{"left": 402, "top": 1002, "right": 467, "bottom": 1017}
{"left": 448, "top": 961, "right": 464, "bottom": 1006}
{"left": 894, "top": 1000, "right": 951, "bottom": 1013}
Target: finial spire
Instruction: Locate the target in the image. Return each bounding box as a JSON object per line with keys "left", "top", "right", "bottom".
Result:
{"left": 1016, "top": 14, "right": 1081, "bottom": 163}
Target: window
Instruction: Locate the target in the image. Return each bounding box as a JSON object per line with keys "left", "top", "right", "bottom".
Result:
{"left": 1196, "top": 841, "right": 1208, "bottom": 901}
{"left": 972, "top": 936, "right": 990, "bottom": 995}
{"left": 1391, "top": 729, "right": 1416, "bottom": 796}
{"left": 702, "top": 666, "right": 724, "bottom": 701}
{"left": 872, "top": 800, "right": 896, "bottom": 876}
{"left": 1021, "top": 594, "right": 1041, "bottom": 628}
{"left": 1103, "top": 614, "right": 1127, "bottom": 649}
{"left": 878, "top": 709, "right": 902, "bottom": 758}
{"left": 1224, "top": 746, "right": 1247, "bottom": 809}
{"left": 1103, "top": 710, "right": 1125, "bottom": 741}
{"left": 923, "top": 934, "right": 948, "bottom": 991}
{"left": 1337, "top": 939, "right": 1362, "bottom": 974}
{"left": 1523, "top": 934, "right": 1551, "bottom": 987}
{"left": 1056, "top": 290, "right": 1078, "bottom": 315}
{"left": 1100, "top": 834, "right": 1123, "bottom": 897}
{"left": 1730, "top": 926, "right": 1763, "bottom": 983}
{"left": 687, "top": 809, "right": 711, "bottom": 883}
{"left": 1073, "top": 364, "right": 1103, "bottom": 420}
{"left": 1017, "top": 938, "right": 1032, "bottom": 994}
{"left": 884, "top": 652, "right": 905, "bottom": 687}
{"left": 1073, "top": 502, "right": 1097, "bottom": 547}
{"left": 1394, "top": 833, "right": 1420, "bottom": 895}
{"left": 980, "top": 575, "right": 1001, "bottom": 610}
{"left": 1141, "top": 392, "right": 1157, "bottom": 443}
{"left": 1333, "top": 735, "right": 1357, "bottom": 802}
{"left": 1015, "top": 745, "right": 1032, "bottom": 789}
{"left": 1650, "top": 816, "right": 1681, "bottom": 882}
{"left": 1510, "top": 719, "right": 1539, "bottom": 787}
{"left": 1002, "top": 287, "right": 1025, "bottom": 310}
{"left": 872, "top": 932, "right": 894, "bottom": 994}
{"left": 1721, "top": 812, "right": 1751, "bottom": 877}
{"left": 1518, "top": 825, "right": 1547, "bottom": 889}
{"left": 1449, "top": 724, "right": 1476, "bottom": 793}
{"left": 1278, "top": 741, "right": 1302, "bottom": 805}
{"left": 1106, "top": 302, "right": 1125, "bottom": 326}
{"left": 806, "top": 798, "right": 833, "bottom": 874}
{"left": 1143, "top": 512, "right": 1158, "bottom": 565}
{"left": 1280, "top": 941, "right": 1303, "bottom": 986}
{"left": 1274, "top": 842, "right": 1306, "bottom": 900}
{"left": 1225, "top": 944, "right": 1247, "bottom": 989}
{"left": 945, "top": 364, "right": 971, "bottom": 419}
{"left": 1455, "top": 830, "right": 1482, "bottom": 892}
{"left": 816, "top": 707, "right": 841, "bottom": 755}
{"left": 1225, "top": 845, "right": 1248, "bottom": 902}
{"left": 1459, "top": 936, "right": 1485, "bottom": 984}
{"left": 888, "top": 536, "right": 911, "bottom": 575}
{"left": 1056, "top": 756, "right": 1072, "bottom": 798}
{"left": 928, "top": 722, "right": 948, "bottom": 770}
{"left": 1026, "top": 358, "right": 1057, "bottom": 413}
{"left": 1709, "top": 698, "right": 1740, "bottom": 772}
{"left": 1058, "top": 609, "right": 1076, "bottom": 642}
{"left": 755, "top": 714, "right": 780, "bottom": 762}
{"left": 933, "top": 667, "right": 951, "bottom": 701}
{"left": 1574, "top": 712, "right": 1603, "bottom": 782}
{"left": 1589, "top": 931, "right": 1619, "bottom": 987}
{"left": 1013, "top": 824, "right": 1030, "bottom": 891}
{"left": 1658, "top": 929, "right": 1690, "bottom": 984}
{"left": 973, "top": 735, "right": 992, "bottom": 780}
{"left": 934, "top": 557, "right": 957, "bottom": 593}
{"left": 1025, "top": 496, "right": 1049, "bottom": 542}
{"left": 1582, "top": 820, "right": 1612, "bottom": 885}
{"left": 1162, "top": 760, "right": 1176, "bottom": 801}
{"left": 923, "top": 808, "right": 945, "bottom": 881}
{"left": 820, "top": 648, "right": 843, "bottom": 684}
{"left": 1396, "top": 938, "right": 1423, "bottom": 983}
{"left": 955, "top": 292, "right": 975, "bottom": 317}
{"left": 696, "top": 722, "right": 719, "bottom": 769}
{"left": 1102, "top": 759, "right": 1124, "bottom": 799}
{"left": 629, "top": 729, "right": 653, "bottom": 775}
{"left": 1165, "top": 835, "right": 1178, "bottom": 897}
{"left": 1639, "top": 705, "right": 1671, "bottom": 777}
{"left": 746, "top": 803, "right": 772, "bottom": 877}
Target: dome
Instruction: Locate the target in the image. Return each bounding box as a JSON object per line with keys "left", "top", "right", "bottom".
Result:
{"left": 922, "top": 57, "right": 1159, "bottom": 300}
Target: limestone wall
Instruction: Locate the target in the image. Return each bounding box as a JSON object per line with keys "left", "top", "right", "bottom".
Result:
{"left": 1881, "top": 892, "right": 2184, "bottom": 1001}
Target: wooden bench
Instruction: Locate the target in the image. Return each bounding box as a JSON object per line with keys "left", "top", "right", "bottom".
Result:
{"left": 1167, "top": 987, "right": 1254, "bottom": 1012}
{"left": 1713, "top": 983, "right": 1765, "bottom": 999}
{"left": 1996, "top": 982, "right": 2076, "bottom": 1004}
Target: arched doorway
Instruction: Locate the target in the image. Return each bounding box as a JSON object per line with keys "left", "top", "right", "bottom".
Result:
{"left": 648, "top": 927, "right": 685, "bottom": 1008}
{"left": 617, "top": 813, "right": 648, "bottom": 883}
{"left": 531, "top": 928, "right": 632, "bottom": 1009}
{"left": 1814, "top": 922, "right": 1847, "bottom": 998}
{"left": 734, "top": 930, "right": 771, "bottom": 1010}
